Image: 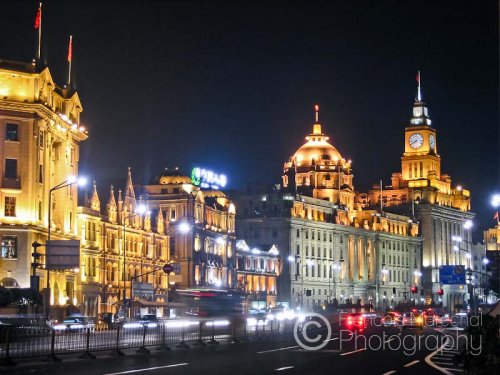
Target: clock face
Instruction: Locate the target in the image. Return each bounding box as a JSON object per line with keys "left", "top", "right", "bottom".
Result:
{"left": 409, "top": 133, "right": 424, "bottom": 149}
{"left": 429, "top": 134, "right": 436, "bottom": 149}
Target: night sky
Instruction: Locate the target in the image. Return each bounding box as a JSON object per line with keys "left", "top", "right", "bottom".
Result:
{"left": 1, "top": 0, "right": 498, "bottom": 239}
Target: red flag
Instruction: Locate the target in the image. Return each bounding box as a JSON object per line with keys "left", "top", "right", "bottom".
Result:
{"left": 34, "top": 6, "right": 41, "bottom": 29}
{"left": 416, "top": 71, "right": 420, "bottom": 84}
{"left": 67, "top": 36, "right": 72, "bottom": 62}
{"left": 494, "top": 211, "right": 499, "bottom": 221}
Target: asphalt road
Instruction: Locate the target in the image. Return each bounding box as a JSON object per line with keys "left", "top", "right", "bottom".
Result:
{"left": 1, "top": 321, "right": 453, "bottom": 375}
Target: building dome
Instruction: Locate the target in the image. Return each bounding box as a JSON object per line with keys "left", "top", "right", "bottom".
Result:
{"left": 293, "top": 123, "right": 343, "bottom": 166}
{"left": 151, "top": 168, "right": 192, "bottom": 185}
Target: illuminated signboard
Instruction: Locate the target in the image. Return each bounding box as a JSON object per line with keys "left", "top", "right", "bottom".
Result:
{"left": 191, "top": 167, "right": 228, "bottom": 190}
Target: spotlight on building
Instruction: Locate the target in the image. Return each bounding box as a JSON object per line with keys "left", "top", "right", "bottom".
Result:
{"left": 463, "top": 220, "right": 473, "bottom": 230}
{"left": 178, "top": 222, "right": 191, "bottom": 234}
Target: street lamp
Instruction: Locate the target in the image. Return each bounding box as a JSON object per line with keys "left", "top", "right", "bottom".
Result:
{"left": 331, "top": 263, "right": 341, "bottom": 302}
{"left": 45, "top": 176, "right": 87, "bottom": 319}
{"left": 491, "top": 193, "right": 500, "bottom": 208}
{"left": 122, "top": 204, "right": 147, "bottom": 317}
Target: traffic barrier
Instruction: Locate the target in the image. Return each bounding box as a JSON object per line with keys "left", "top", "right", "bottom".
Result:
{"left": 0, "top": 315, "right": 301, "bottom": 364}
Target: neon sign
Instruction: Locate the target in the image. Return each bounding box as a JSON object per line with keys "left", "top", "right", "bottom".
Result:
{"left": 191, "top": 167, "right": 228, "bottom": 190}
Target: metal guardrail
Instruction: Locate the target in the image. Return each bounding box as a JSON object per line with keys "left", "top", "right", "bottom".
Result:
{"left": 0, "top": 317, "right": 298, "bottom": 365}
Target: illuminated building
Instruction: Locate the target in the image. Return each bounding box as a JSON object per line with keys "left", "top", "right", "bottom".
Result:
{"left": 77, "top": 169, "right": 170, "bottom": 318}
{"left": 0, "top": 59, "right": 87, "bottom": 314}
{"left": 363, "top": 79, "right": 475, "bottom": 310}
{"left": 484, "top": 223, "right": 500, "bottom": 295}
{"left": 141, "top": 168, "right": 236, "bottom": 289}
{"left": 484, "top": 224, "right": 500, "bottom": 253}
{"left": 234, "top": 107, "right": 421, "bottom": 309}
{"left": 235, "top": 240, "right": 280, "bottom": 309}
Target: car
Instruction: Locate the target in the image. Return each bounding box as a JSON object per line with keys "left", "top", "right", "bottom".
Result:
{"left": 342, "top": 313, "right": 367, "bottom": 331}
{"left": 123, "top": 314, "right": 160, "bottom": 329}
{"left": 422, "top": 308, "right": 436, "bottom": 325}
{"left": 433, "top": 314, "right": 452, "bottom": 326}
{"left": 184, "top": 306, "right": 210, "bottom": 317}
{"left": 400, "top": 312, "right": 424, "bottom": 330}
{"left": 52, "top": 317, "right": 96, "bottom": 332}
{"left": 382, "top": 311, "right": 402, "bottom": 326}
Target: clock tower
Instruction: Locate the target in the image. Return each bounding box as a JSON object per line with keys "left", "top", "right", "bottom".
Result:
{"left": 401, "top": 78, "right": 440, "bottom": 181}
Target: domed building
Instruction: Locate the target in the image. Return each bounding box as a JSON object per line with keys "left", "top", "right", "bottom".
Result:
{"left": 233, "top": 105, "right": 422, "bottom": 311}
{"left": 282, "top": 106, "right": 355, "bottom": 212}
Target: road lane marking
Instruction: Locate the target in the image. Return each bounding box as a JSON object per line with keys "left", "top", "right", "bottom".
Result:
{"left": 403, "top": 360, "right": 420, "bottom": 368}
{"left": 103, "top": 363, "right": 189, "bottom": 375}
{"left": 425, "top": 337, "right": 456, "bottom": 375}
{"left": 257, "top": 345, "right": 299, "bottom": 354}
{"left": 323, "top": 337, "right": 339, "bottom": 342}
{"left": 382, "top": 371, "right": 396, "bottom": 375}
{"left": 340, "top": 348, "right": 366, "bottom": 356}
{"left": 275, "top": 367, "right": 294, "bottom": 371}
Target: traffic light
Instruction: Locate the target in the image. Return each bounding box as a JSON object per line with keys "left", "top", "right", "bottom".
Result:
{"left": 32, "top": 241, "right": 42, "bottom": 270}
{"left": 411, "top": 286, "right": 418, "bottom": 294}
{"left": 31, "top": 242, "right": 43, "bottom": 290}
{"left": 437, "top": 288, "right": 444, "bottom": 296}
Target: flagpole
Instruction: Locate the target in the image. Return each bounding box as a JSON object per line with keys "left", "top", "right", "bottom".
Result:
{"left": 380, "top": 180, "right": 383, "bottom": 213}
{"left": 37, "top": 2, "right": 42, "bottom": 61}
{"left": 67, "top": 35, "right": 72, "bottom": 86}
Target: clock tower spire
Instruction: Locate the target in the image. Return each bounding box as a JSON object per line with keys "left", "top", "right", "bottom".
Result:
{"left": 401, "top": 72, "right": 440, "bottom": 181}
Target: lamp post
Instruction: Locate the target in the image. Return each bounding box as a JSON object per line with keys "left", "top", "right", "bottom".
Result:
{"left": 491, "top": 194, "right": 500, "bottom": 299}
{"left": 121, "top": 204, "right": 147, "bottom": 318}
{"left": 481, "top": 257, "right": 490, "bottom": 301}
{"left": 381, "top": 266, "right": 388, "bottom": 310}
{"left": 287, "top": 256, "right": 314, "bottom": 310}
{"left": 45, "top": 176, "right": 87, "bottom": 319}
{"left": 331, "top": 263, "right": 341, "bottom": 303}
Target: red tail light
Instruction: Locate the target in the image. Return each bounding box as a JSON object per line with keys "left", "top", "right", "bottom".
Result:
{"left": 347, "top": 316, "right": 353, "bottom": 326}
{"left": 358, "top": 317, "right": 364, "bottom": 325}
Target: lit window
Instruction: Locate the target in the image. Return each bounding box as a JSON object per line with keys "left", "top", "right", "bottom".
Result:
{"left": 5, "top": 123, "right": 19, "bottom": 141}
{"left": 4, "top": 196, "right": 16, "bottom": 217}
{"left": 5, "top": 159, "right": 17, "bottom": 179}
{"left": 1, "top": 236, "right": 17, "bottom": 259}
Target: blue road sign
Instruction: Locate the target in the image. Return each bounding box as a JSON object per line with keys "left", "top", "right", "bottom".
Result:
{"left": 439, "top": 265, "right": 466, "bottom": 285}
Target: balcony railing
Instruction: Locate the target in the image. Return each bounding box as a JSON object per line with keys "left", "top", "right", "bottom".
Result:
{"left": 1, "top": 177, "right": 21, "bottom": 190}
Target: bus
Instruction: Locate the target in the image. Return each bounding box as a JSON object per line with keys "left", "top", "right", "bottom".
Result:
{"left": 177, "top": 288, "right": 246, "bottom": 317}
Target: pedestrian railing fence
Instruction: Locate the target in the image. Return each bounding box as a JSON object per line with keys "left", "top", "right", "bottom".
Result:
{"left": 0, "top": 316, "right": 298, "bottom": 364}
